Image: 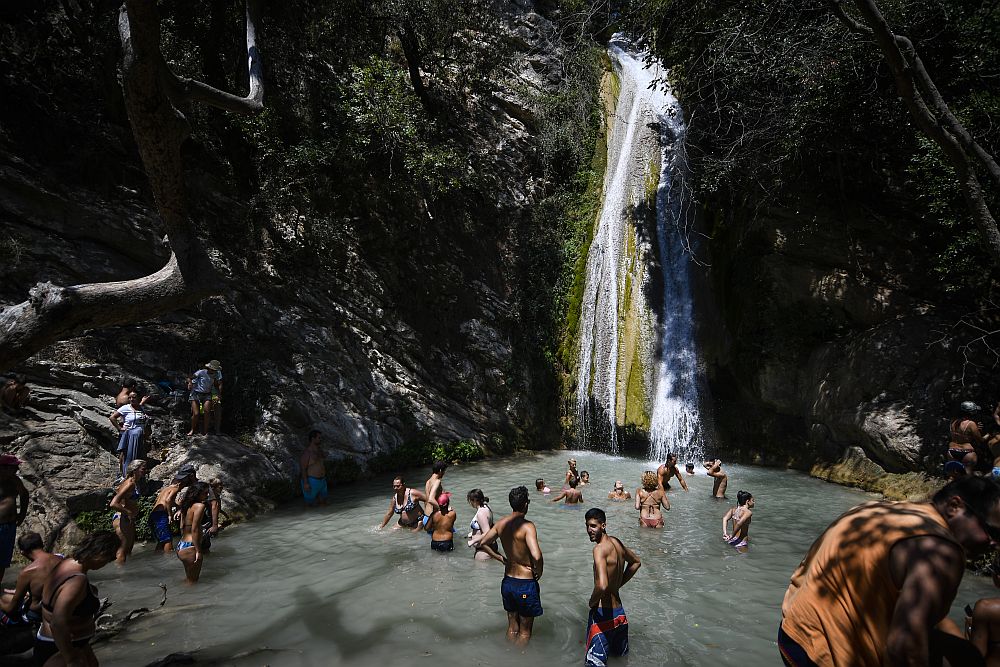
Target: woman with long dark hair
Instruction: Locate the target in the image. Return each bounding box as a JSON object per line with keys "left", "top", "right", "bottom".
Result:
{"left": 35, "top": 530, "right": 120, "bottom": 665}
{"left": 466, "top": 489, "right": 500, "bottom": 562}
{"left": 177, "top": 481, "right": 210, "bottom": 583}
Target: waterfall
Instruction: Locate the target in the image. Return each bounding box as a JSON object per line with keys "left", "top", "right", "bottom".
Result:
{"left": 575, "top": 36, "right": 706, "bottom": 463}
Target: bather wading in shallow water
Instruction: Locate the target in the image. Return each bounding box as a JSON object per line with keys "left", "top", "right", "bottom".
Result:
{"left": 35, "top": 530, "right": 120, "bottom": 666}
{"left": 177, "top": 481, "right": 210, "bottom": 584}
{"left": 704, "top": 459, "right": 728, "bottom": 499}
{"left": 949, "top": 401, "right": 986, "bottom": 477}
{"left": 380, "top": 476, "right": 438, "bottom": 530}
{"left": 635, "top": 471, "right": 669, "bottom": 528}
{"left": 470, "top": 486, "right": 543, "bottom": 647}
{"left": 657, "top": 453, "right": 688, "bottom": 492}
{"left": 551, "top": 476, "right": 584, "bottom": 506}
{"left": 467, "top": 488, "right": 501, "bottom": 562}
{"left": 109, "top": 459, "right": 147, "bottom": 564}
{"left": 430, "top": 492, "right": 457, "bottom": 552}
{"left": 0, "top": 531, "right": 62, "bottom": 627}
{"left": 585, "top": 507, "right": 641, "bottom": 667}
{"left": 722, "top": 490, "right": 754, "bottom": 552}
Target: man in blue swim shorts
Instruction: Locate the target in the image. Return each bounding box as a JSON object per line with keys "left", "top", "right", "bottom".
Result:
{"left": 300, "top": 430, "right": 329, "bottom": 507}
{"left": 470, "top": 485, "right": 544, "bottom": 646}
{"left": 585, "top": 507, "right": 641, "bottom": 667}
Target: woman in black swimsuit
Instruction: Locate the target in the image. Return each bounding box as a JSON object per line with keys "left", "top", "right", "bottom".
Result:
{"left": 379, "top": 475, "right": 438, "bottom": 530}
{"left": 35, "top": 530, "right": 120, "bottom": 666}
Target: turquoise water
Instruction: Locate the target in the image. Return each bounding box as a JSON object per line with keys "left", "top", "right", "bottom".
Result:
{"left": 89, "top": 451, "right": 996, "bottom": 666}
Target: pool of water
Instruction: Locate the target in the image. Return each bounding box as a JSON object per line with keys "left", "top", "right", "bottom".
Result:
{"left": 89, "top": 451, "right": 996, "bottom": 666}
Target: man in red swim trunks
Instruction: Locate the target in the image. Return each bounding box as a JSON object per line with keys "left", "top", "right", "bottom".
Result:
{"left": 585, "top": 508, "right": 641, "bottom": 667}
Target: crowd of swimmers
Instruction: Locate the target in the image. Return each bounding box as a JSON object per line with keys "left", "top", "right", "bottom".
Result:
{"left": 375, "top": 453, "right": 754, "bottom": 664}
{"left": 0, "top": 451, "right": 228, "bottom": 666}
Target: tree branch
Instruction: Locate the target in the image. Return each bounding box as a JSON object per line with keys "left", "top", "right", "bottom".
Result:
{"left": 162, "top": 0, "right": 265, "bottom": 114}
{"left": 0, "top": 0, "right": 263, "bottom": 372}
{"left": 828, "top": 0, "right": 1000, "bottom": 268}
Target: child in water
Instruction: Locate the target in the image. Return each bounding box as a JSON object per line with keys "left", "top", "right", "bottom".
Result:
{"left": 722, "top": 490, "right": 754, "bottom": 552}
{"left": 535, "top": 478, "right": 551, "bottom": 495}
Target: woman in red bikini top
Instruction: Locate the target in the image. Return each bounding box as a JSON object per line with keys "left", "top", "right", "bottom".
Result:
{"left": 634, "top": 471, "right": 669, "bottom": 528}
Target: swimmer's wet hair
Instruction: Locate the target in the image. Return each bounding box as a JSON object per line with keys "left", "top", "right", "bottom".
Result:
{"left": 73, "top": 530, "right": 120, "bottom": 562}
{"left": 685, "top": 462, "right": 695, "bottom": 469}
{"left": 126, "top": 459, "right": 146, "bottom": 478}
{"left": 432, "top": 460, "right": 448, "bottom": 474}
{"left": 467, "top": 488, "right": 489, "bottom": 506}
{"left": 737, "top": 490, "right": 753, "bottom": 506}
{"left": 535, "top": 478, "right": 545, "bottom": 489}
{"left": 181, "top": 481, "right": 210, "bottom": 514}
{"left": 585, "top": 508, "right": 606, "bottom": 523}
{"left": 509, "top": 485, "right": 529, "bottom": 511}
{"left": 17, "top": 531, "right": 43, "bottom": 553}
{"left": 641, "top": 471, "right": 657, "bottom": 491}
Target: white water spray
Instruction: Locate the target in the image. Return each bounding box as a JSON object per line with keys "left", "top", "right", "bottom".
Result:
{"left": 575, "top": 36, "right": 706, "bottom": 462}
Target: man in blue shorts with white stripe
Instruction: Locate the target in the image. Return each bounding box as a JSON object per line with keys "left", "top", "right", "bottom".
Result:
{"left": 470, "top": 485, "right": 544, "bottom": 646}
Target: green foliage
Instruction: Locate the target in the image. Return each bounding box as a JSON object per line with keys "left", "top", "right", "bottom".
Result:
{"left": 632, "top": 0, "right": 1000, "bottom": 288}
{"left": 74, "top": 495, "right": 159, "bottom": 542}
{"left": 368, "top": 438, "right": 485, "bottom": 473}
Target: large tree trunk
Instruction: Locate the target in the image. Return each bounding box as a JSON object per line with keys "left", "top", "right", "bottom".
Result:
{"left": 0, "top": 0, "right": 264, "bottom": 373}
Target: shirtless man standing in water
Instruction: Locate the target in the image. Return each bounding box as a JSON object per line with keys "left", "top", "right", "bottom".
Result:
{"left": 551, "top": 476, "right": 584, "bottom": 505}
{"left": 657, "top": 453, "right": 688, "bottom": 492}
{"left": 704, "top": 459, "right": 728, "bottom": 498}
{"left": 471, "top": 486, "right": 544, "bottom": 646}
{"left": 300, "top": 429, "right": 328, "bottom": 507}
{"left": 423, "top": 461, "right": 447, "bottom": 527}
{"left": 585, "top": 508, "right": 641, "bottom": 667}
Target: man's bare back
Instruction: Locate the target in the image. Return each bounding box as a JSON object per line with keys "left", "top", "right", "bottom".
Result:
{"left": 493, "top": 513, "right": 542, "bottom": 579}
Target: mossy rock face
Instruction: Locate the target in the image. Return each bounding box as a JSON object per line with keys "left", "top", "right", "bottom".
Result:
{"left": 810, "top": 447, "right": 941, "bottom": 501}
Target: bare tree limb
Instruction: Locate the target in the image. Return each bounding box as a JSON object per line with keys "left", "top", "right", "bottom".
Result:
{"left": 0, "top": 0, "right": 265, "bottom": 373}
{"left": 828, "top": 0, "right": 1000, "bottom": 267}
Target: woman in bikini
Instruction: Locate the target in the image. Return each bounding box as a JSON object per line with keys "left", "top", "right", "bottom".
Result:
{"left": 379, "top": 476, "right": 438, "bottom": 530}
{"left": 635, "top": 470, "right": 669, "bottom": 528}
{"left": 109, "top": 459, "right": 146, "bottom": 565}
{"left": 177, "top": 481, "right": 210, "bottom": 584}
{"left": 466, "top": 488, "right": 500, "bottom": 562}
{"left": 34, "top": 530, "right": 120, "bottom": 666}
{"left": 565, "top": 458, "right": 581, "bottom": 488}
{"left": 949, "top": 401, "right": 986, "bottom": 476}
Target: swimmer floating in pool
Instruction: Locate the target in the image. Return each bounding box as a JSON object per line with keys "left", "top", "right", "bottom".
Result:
{"left": 635, "top": 471, "right": 669, "bottom": 528}
{"left": 585, "top": 507, "right": 641, "bottom": 667}
{"left": 551, "top": 476, "right": 583, "bottom": 505}
{"left": 722, "top": 490, "right": 754, "bottom": 552}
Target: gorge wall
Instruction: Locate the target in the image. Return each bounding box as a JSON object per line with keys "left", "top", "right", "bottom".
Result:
{"left": 0, "top": 0, "right": 586, "bottom": 546}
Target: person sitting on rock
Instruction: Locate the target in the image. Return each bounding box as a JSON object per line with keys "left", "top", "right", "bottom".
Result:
{"left": 1, "top": 374, "right": 30, "bottom": 411}
{"left": 949, "top": 401, "right": 986, "bottom": 477}
{"left": 704, "top": 459, "right": 729, "bottom": 498}
{"left": 0, "top": 532, "right": 62, "bottom": 626}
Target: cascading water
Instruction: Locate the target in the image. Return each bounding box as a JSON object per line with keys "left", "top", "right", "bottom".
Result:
{"left": 575, "top": 36, "right": 707, "bottom": 463}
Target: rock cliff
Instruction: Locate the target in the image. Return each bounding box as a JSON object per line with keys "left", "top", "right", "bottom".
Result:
{"left": 699, "top": 194, "right": 997, "bottom": 475}
{"left": 0, "top": 1, "right": 575, "bottom": 547}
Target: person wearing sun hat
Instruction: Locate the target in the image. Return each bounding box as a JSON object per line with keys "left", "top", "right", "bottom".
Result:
{"left": 0, "top": 453, "right": 29, "bottom": 585}
{"left": 187, "top": 360, "right": 222, "bottom": 436}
